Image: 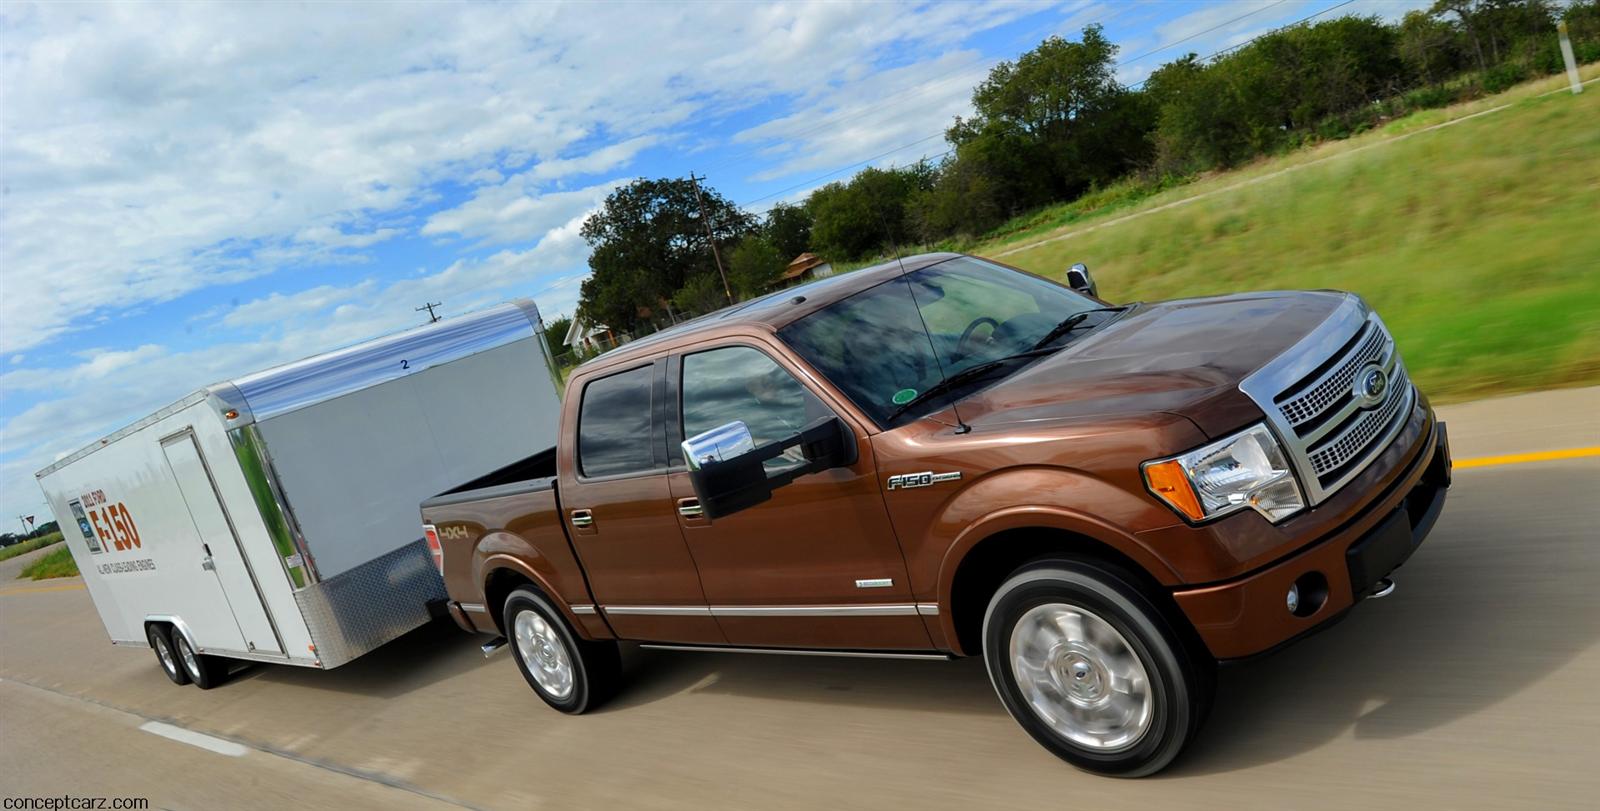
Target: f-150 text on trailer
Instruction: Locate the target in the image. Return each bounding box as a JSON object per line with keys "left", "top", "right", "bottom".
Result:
{"left": 421, "top": 254, "right": 1450, "bottom": 777}
{"left": 36, "top": 300, "right": 562, "bottom": 688}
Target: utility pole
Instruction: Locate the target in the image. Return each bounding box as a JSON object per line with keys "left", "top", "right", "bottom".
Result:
{"left": 415, "top": 302, "right": 443, "bottom": 323}
{"left": 687, "top": 172, "right": 733, "bottom": 304}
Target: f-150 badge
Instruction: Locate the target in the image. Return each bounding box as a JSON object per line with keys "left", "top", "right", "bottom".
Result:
{"left": 887, "top": 471, "right": 962, "bottom": 490}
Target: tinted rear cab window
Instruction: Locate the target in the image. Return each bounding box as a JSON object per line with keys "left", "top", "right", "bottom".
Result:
{"left": 578, "top": 365, "right": 658, "bottom": 477}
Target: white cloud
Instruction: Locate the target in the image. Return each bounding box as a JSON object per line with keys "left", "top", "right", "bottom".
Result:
{"left": 0, "top": 0, "right": 1058, "bottom": 517}
{"left": 422, "top": 179, "right": 624, "bottom": 247}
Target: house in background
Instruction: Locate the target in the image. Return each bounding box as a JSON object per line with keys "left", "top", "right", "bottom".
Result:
{"left": 563, "top": 316, "right": 617, "bottom": 354}
{"left": 771, "top": 253, "right": 833, "bottom": 290}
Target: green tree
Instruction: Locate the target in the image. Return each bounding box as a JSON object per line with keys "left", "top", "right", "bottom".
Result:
{"left": 670, "top": 272, "right": 729, "bottom": 317}
{"left": 764, "top": 203, "right": 813, "bottom": 260}
{"left": 807, "top": 164, "right": 934, "bottom": 260}
{"left": 578, "top": 178, "right": 754, "bottom": 332}
{"left": 948, "top": 26, "right": 1152, "bottom": 208}
{"left": 727, "top": 236, "right": 786, "bottom": 297}
{"left": 541, "top": 315, "right": 572, "bottom": 355}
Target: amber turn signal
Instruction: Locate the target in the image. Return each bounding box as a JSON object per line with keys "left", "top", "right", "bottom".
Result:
{"left": 1144, "top": 459, "right": 1204, "bottom": 521}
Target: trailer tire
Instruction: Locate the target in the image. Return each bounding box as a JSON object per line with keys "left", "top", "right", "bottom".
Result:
{"left": 172, "top": 632, "right": 230, "bottom": 690}
{"left": 147, "top": 624, "right": 190, "bottom": 686}
{"left": 502, "top": 587, "right": 619, "bottom": 714}
{"left": 982, "top": 558, "right": 1213, "bottom": 777}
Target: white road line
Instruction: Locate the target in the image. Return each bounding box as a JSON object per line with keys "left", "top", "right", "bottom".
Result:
{"left": 139, "top": 720, "right": 249, "bottom": 757}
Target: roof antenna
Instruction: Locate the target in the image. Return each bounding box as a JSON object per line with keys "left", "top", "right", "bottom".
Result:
{"left": 875, "top": 206, "right": 970, "bottom": 434}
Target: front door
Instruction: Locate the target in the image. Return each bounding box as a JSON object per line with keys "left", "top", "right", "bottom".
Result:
{"left": 561, "top": 361, "right": 724, "bottom": 645}
{"left": 160, "top": 430, "right": 283, "bottom": 655}
{"left": 667, "top": 342, "right": 931, "bottom": 650}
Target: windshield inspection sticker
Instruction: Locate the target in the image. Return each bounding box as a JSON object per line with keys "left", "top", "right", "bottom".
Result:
{"left": 892, "top": 388, "right": 917, "bottom": 405}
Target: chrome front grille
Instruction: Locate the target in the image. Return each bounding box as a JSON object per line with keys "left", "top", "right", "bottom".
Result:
{"left": 1277, "top": 324, "right": 1385, "bottom": 428}
{"left": 1240, "top": 295, "right": 1416, "bottom": 506}
{"left": 1305, "top": 361, "right": 1409, "bottom": 478}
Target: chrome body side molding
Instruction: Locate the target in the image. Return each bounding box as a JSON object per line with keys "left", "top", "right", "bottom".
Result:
{"left": 639, "top": 644, "right": 952, "bottom": 661}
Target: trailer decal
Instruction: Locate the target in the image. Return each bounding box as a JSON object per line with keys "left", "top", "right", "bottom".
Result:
{"left": 81, "top": 489, "right": 143, "bottom": 553}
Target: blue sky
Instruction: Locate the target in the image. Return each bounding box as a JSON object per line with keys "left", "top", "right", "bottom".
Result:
{"left": 0, "top": 0, "right": 1430, "bottom": 522}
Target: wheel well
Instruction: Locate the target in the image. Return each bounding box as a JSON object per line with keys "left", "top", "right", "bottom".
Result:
{"left": 947, "top": 528, "right": 1186, "bottom": 656}
{"left": 483, "top": 568, "right": 540, "bottom": 635}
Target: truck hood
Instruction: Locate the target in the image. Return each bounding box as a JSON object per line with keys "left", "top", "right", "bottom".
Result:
{"left": 956, "top": 291, "right": 1351, "bottom": 438}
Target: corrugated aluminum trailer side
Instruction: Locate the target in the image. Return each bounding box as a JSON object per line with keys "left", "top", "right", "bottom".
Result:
{"left": 36, "top": 299, "right": 562, "bottom": 680}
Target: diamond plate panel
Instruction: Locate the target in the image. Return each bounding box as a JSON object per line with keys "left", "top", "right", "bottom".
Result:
{"left": 293, "top": 539, "right": 446, "bottom": 668}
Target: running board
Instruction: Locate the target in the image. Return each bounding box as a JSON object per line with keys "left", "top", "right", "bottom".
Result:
{"left": 481, "top": 636, "right": 508, "bottom": 658}
{"left": 638, "top": 644, "right": 952, "bottom": 661}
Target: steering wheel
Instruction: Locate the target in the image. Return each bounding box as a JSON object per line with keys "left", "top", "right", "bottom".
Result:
{"left": 956, "top": 316, "right": 1001, "bottom": 359}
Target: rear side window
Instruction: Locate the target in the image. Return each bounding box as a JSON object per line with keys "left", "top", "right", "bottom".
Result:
{"left": 577, "top": 365, "right": 658, "bottom": 478}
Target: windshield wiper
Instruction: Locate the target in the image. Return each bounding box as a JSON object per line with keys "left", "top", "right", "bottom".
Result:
{"left": 1029, "top": 306, "right": 1129, "bottom": 351}
{"left": 886, "top": 347, "right": 1057, "bottom": 420}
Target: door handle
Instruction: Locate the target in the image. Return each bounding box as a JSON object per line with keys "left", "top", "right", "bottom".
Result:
{"left": 570, "top": 509, "right": 594, "bottom": 528}
{"left": 677, "top": 499, "right": 704, "bottom": 518}
{"left": 201, "top": 558, "right": 215, "bottom": 571}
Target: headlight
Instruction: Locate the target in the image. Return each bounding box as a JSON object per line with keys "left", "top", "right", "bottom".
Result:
{"left": 1143, "top": 423, "right": 1305, "bottom": 523}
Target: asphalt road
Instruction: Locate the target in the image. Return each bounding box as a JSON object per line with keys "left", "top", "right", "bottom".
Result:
{"left": 3, "top": 388, "right": 1597, "bottom": 810}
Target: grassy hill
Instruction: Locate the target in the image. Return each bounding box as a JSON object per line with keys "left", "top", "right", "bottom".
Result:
{"left": 972, "top": 68, "right": 1599, "bottom": 403}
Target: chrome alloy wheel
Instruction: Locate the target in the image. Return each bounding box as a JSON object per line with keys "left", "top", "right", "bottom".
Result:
{"left": 513, "top": 608, "right": 574, "bottom": 700}
{"left": 1008, "top": 602, "right": 1153, "bottom": 751}
{"left": 177, "top": 636, "right": 202, "bottom": 681}
{"left": 154, "top": 634, "right": 178, "bottom": 676}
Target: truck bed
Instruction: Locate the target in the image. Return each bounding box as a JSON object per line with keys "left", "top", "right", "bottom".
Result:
{"left": 421, "top": 446, "right": 595, "bottom": 631}
{"left": 421, "top": 447, "right": 556, "bottom": 509}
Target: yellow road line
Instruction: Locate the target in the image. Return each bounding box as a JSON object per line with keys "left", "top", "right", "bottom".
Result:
{"left": 0, "top": 582, "right": 86, "bottom": 595}
{"left": 1456, "top": 446, "right": 1600, "bottom": 469}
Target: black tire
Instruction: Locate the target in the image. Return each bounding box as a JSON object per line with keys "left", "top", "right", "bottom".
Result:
{"left": 147, "top": 624, "right": 190, "bottom": 686}
{"left": 172, "top": 632, "right": 230, "bottom": 690}
{"left": 982, "top": 558, "right": 1214, "bottom": 777}
{"left": 502, "top": 587, "right": 620, "bottom": 713}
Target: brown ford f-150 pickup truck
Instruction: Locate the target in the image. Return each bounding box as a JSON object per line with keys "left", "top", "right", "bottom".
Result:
{"left": 420, "top": 252, "right": 1450, "bottom": 776}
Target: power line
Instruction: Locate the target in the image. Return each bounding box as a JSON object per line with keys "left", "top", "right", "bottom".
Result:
{"left": 734, "top": 0, "right": 1367, "bottom": 211}
{"left": 1127, "top": 0, "right": 1360, "bottom": 88}
{"left": 740, "top": 136, "right": 950, "bottom": 208}
{"left": 1116, "top": 0, "right": 1289, "bottom": 67}
{"left": 701, "top": 2, "right": 1151, "bottom": 180}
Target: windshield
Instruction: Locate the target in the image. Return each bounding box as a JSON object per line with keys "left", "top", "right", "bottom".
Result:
{"left": 777, "top": 256, "right": 1106, "bottom": 427}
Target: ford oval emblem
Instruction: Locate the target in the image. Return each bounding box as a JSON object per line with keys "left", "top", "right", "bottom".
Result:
{"left": 1354, "top": 364, "right": 1388, "bottom": 405}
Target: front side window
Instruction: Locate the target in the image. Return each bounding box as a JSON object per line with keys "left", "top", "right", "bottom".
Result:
{"left": 577, "top": 365, "right": 658, "bottom": 478}
{"left": 681, "top": 346, "right": 829, "bottom": 472}
{"left": 779, "top": 256, "right": 1105, "bottom": 427}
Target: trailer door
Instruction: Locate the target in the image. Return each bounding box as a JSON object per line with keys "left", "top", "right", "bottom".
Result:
{"left": 161, "top": 431, "right": 284, "bottom": 655}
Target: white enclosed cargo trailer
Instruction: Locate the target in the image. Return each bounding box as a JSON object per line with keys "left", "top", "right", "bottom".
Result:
{"left": 34, "top": 300, "right": 561, "bottom": 685}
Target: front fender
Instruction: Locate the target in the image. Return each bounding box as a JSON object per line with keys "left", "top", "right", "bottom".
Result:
{"left": 898, "top": 466, "right": 1186, "bottom": 653}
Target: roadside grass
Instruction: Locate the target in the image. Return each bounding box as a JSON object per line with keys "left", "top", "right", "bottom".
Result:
{"left": 18, "top": 545, "right": 78, "bottom": 580}
{"left": 979, "top": 69, "right": 1600, "bottom": 403}
{"left": 0, "top": 532, "right": 64, "bottom": 563}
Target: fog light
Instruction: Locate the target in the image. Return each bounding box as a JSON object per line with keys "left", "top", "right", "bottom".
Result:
{"left": 1286, "top": 583, "right": 1300, "bottom": 614}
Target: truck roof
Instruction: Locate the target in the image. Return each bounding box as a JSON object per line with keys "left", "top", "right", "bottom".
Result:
{"left": 577, "top": 252, "right": 962, "bottom": 373}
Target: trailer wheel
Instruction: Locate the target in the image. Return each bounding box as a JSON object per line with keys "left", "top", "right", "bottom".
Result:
{"left": 172, "top": 632, "right": 230, "bottom": 690}
{"left": 147, "top": 624, "right": 190, "bottom": 686}
{"left": 982, "top": 559, "right": 1214, "bottom": 777}
{"left": 502, "top": 587, "right": 620, "bottom": 713}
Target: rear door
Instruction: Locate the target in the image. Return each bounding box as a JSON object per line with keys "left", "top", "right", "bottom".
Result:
{"left": 560, "top": 360, "right": 724, "bottom": 645}
{"left": 160, "top": 430, "right": 284, "bottom": 655}
{"left": 666, "top": 341, "right": 931, "bottom": 651}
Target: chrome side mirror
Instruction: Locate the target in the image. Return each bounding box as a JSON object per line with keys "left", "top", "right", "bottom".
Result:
{"left": 681, "top": 416, "right": 857, "bottom": 519}
{"left": 682, "top": 420, "right": 755, "bottom": 471}
{"left": 1065, "top": 263, "right": 1098, "bottom": 298}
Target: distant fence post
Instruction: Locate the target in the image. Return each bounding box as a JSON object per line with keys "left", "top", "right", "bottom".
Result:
{"left": 1558, "top": 20, "right": 1583, "bottom": 95}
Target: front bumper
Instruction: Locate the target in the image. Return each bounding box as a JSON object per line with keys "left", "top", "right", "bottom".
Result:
{"left": 1172, "top": 417, "right": 1451, "bottom": 660}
